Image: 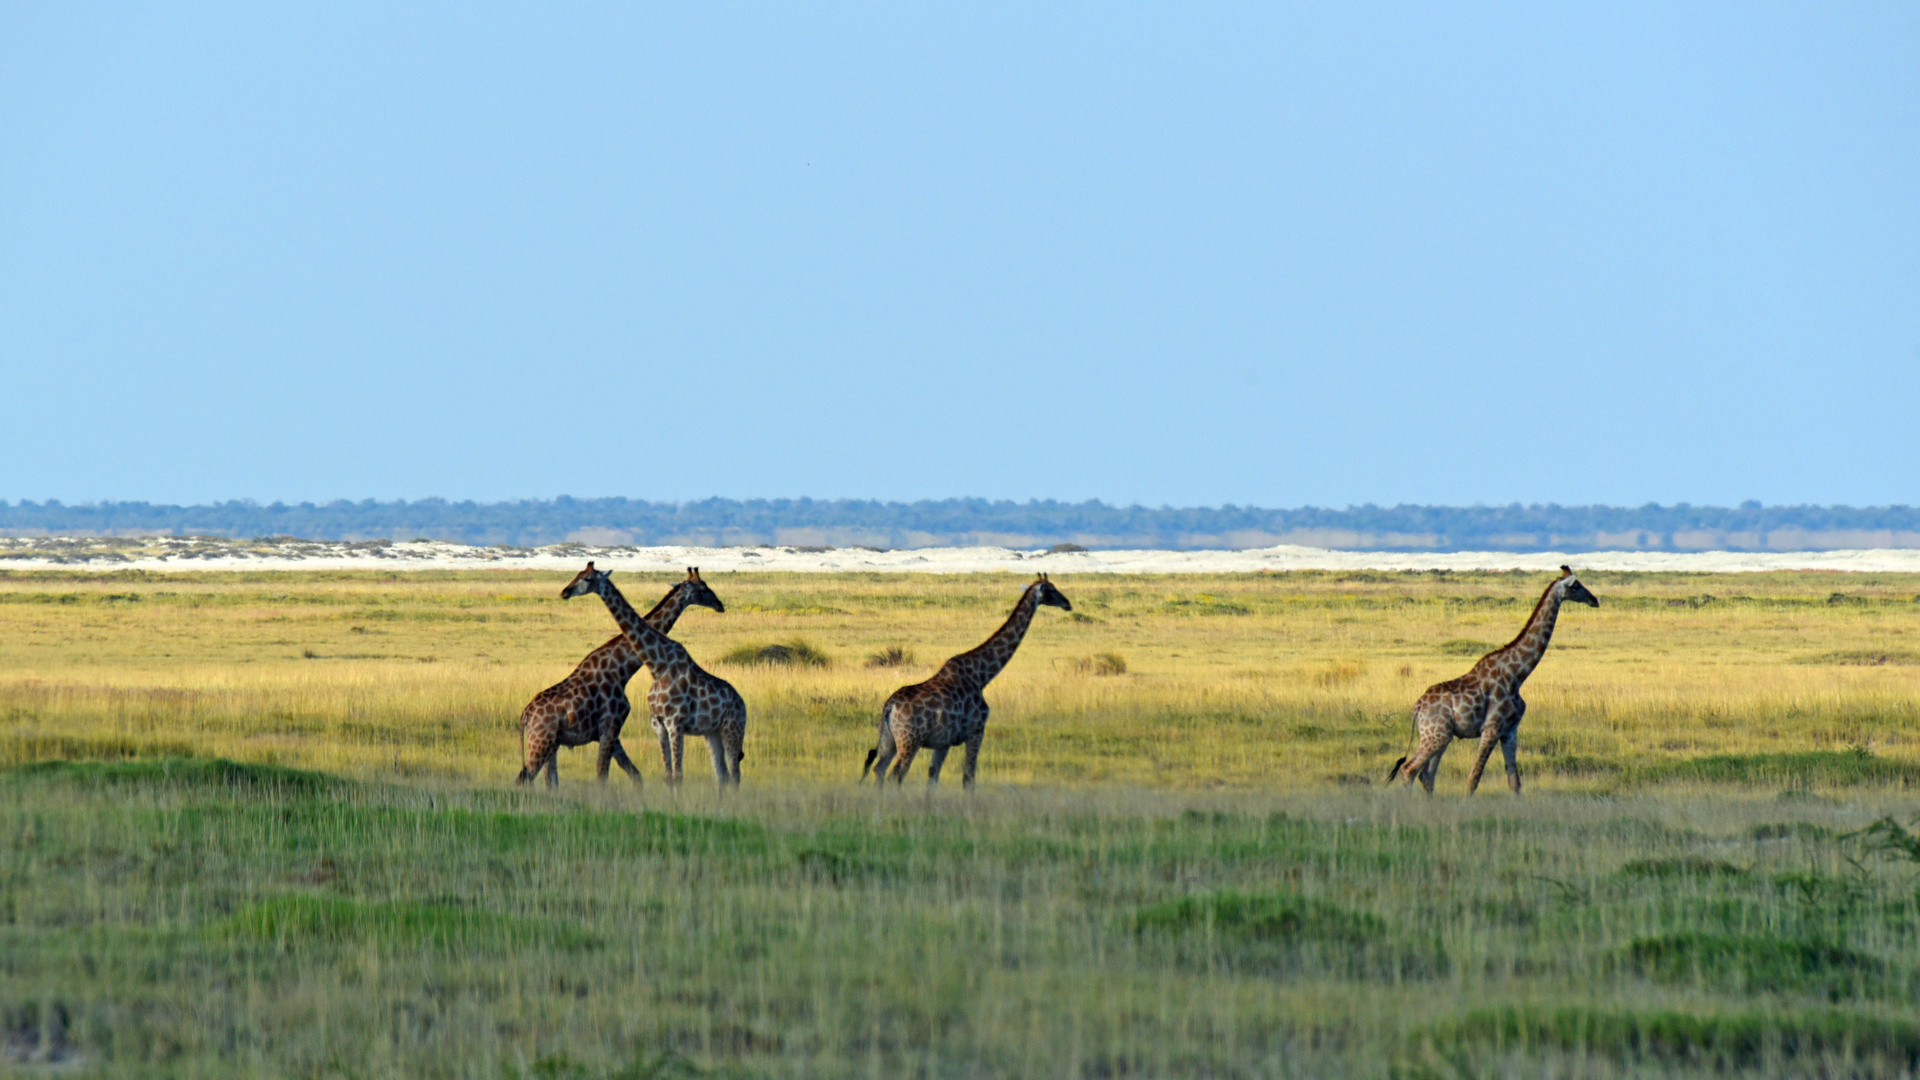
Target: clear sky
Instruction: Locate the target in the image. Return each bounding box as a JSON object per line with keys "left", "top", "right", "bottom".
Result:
{"left": 3, "top": 4, "right": 1915, "bottom": 509}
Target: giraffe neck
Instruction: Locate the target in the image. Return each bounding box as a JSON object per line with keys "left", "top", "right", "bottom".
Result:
{"left": 1487, "top": 580, "right": 1565, "bottom": 687}
{"left": 953, "top": 587, "right": 1041, "bottom": 690}
{"left": 642, "top": 585, "right": 694, "bottom": 636}
{"left": 592, "top": 577, "right": 684, "bottom": 671}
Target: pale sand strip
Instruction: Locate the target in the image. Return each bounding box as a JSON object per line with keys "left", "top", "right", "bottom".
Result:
{"left": 6, "top": 538, "right": 1920, "bottom": 574}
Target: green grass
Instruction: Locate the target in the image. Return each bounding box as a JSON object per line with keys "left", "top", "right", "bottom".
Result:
{"left": 1633, "top": 749, "right": 1920, "bottom": 788}
{"left": 7, "top": 760, "right": 1920, "bottom": 1077}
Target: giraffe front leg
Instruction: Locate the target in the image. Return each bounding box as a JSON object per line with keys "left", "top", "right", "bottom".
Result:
{"left": 610, "top": 739, "right": 642, "bottom": 784}
{"left": 670, "top": 731, "right": 685, "bottom": 786}
{"left": 961, "top": 733, "right": 984, "bottom": 790}
{"left": 723, "top": 725, "right": 744, "bottom": 786}
{"left": 1501, "top": 728, "right": 1522, "bottom": 794}
{"left": 704, "top": 734, "right": 730, "bottom": 786}
{"left": 925, "top": 745, "right": 952, "bottom": 788}
{"left": 596, "top": 738, "right": 616, "bottom": 782}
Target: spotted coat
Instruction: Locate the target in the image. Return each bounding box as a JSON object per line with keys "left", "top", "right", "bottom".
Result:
{"left": 862, "top": 574, "right": 1071, "bottom": 788}
{"left": 516, "top": 568, "right": 722, "bottom": 787}
{"left": 1389, "top": 566, "right": 1599, "bottom": 795}
{"left": 561, "top": 563, "right": 748, "bottom": 786}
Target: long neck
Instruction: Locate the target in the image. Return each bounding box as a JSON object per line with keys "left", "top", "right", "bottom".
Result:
{"left": 950, "top": 587, "right": 1040, "bottom": 689}
{"left": 642, "top": 584, "right": 693, "bottom": 635}
{"left": 1488, "top": 581, "right": 1564, "bottom": 685}
{"left": 593, "top": 578, "right": 684, "bottom": 670}
{"left": 597, "top": 584, "right": 693, "bottom": 674}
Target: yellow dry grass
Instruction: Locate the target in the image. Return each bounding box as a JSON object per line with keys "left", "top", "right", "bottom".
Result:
{"left": 2, "top": 567, "right": 1916, "bottom": 789}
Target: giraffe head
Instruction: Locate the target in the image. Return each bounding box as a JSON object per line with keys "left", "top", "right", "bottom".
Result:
{"left": 1557, "top": 566, "right": 1599, "bottom": 607}
{"left": 1031, "top": 573, "right": 1072, "bottom": 611}
{"left": 559, "top": 561, "right": 611, "bottom": 600}
{"left": 674, "top": 567, "right": 725, "bottom": 613}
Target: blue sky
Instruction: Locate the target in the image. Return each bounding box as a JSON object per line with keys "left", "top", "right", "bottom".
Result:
{"left": 3, "top": 4, "right": 1915, "bottom": 509}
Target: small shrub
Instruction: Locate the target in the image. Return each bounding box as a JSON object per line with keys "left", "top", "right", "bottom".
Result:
{"left": 720, "top": 639, "right": 831, "bottom": 668}
{"left": 1093, "top": 651, "right": 1127, "bottom": 676}
{"left": 1437, "top": 639, "right": 1494, "bottom": 657}
{"left": 864, "top": 645, "right": 915, "bottom": 668}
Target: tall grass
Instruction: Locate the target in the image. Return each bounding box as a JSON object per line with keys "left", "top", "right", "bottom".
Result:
{"left": 2, "top": 568, "right": 1918, "bottom": 788}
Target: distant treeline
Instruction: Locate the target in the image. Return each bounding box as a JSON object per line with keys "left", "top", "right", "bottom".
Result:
{"left": 5, "top": 497, "right": 1920, "bottom": 552}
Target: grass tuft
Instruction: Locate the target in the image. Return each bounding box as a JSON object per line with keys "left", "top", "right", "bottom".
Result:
{"left": 718, "top": 638, "right": 831, "bottom": 667}
{"left": 863, "top": 645, "right": 915, "bottom": 668}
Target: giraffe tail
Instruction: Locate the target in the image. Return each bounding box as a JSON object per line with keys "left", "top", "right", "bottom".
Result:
{"left": 1386, "top": 756, "right": 1409, "bottom": 783}
{"left": 860, "top": 747, "right": 878, "bottom": 781}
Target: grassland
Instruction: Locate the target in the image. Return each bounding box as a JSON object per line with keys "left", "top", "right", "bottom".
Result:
{"left": 3, "top": 568, "right": 1920, "bottom": 1077}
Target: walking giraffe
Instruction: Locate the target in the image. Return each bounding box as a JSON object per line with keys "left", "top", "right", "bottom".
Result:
{"left": 516, "top": 568, "right": 723, "bottom": 787}
{"left": 559, "top": 562, "right": 747, "bottom": 786}
{"left": 1388, "top": 566, "right": 1598, "bottom": 795}
{"left": 861, "top": 574, "right": 1072, "bottom": 788}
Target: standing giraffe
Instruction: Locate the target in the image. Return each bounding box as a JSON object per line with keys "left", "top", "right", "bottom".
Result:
{"left": 1388, "top": 566, "right": 1598, "bottom": 795}
{"left": 861, "top": 574, "right": 1071, "bottom": 788}
{"left": 560, "top": 562, "right": 748, "bottom": 786}
{"left": 516, "top": 568, "right": 723, "bottom": 787}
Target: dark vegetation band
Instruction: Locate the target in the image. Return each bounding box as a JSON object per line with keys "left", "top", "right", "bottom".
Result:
{"left": 5, "top": 497, "right": 1920, "bottom": 551}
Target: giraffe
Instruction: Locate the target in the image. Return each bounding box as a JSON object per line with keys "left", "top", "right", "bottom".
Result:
{"left": 861, "top": 574, "right": 1071, "bottom": 788}
{"left": 559, "top": 562, "right": 748, "bottom": 786}
{"left": 516, "top": 568, "right": 723, "bottom": 787}
{"left": 1387, "top": 566, "right": 1599, "bottom": 795}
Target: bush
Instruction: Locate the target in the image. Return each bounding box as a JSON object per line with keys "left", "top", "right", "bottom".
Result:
{"left": 864, "top": 645, "right": 915, "bottom": 668}
{"left": 719, "top": 639, "right": 831, "bottom": 668}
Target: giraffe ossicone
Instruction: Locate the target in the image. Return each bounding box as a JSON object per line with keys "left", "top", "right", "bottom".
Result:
{"left": 1388, "top": 565, "right": 1598, "bottom": 795}
{"left": 862, "top": 573, "right": 1071, "bottom": 789}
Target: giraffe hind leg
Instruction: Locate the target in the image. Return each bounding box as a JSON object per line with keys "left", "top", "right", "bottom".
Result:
{"left": 867, "top": 720, "right": 898, "bottom": 785}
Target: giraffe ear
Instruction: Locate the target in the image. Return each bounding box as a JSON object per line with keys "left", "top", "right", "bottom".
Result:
{"left": 1560, "top": 565, "right": 1572, "bottom": 576}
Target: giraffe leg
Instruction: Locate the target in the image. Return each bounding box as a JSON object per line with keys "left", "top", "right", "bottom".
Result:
{"left": 543, "top": 752, "right": 559, "bottom": 789}
{"left": 1416, "top": 743, "right": 1448, "bottom": 795}
{"left": 670, "top": 732, "right": 685, "bottom": 786}
{"left": 925, "top": 746, "right": 952, "bottom": 788}
{"left": 1465, "top": 728, "right": 1502, "bottom": 795}
{"left": 655, "top": 722, "right": 674, "bottom": 780}
{"left": 596, "top": 738, "right": 616, "bottom": 782}
{"left": 961, "top": 733, "right": 984, "bottom": 790}
{"left": 609, "top": 739, "right": 642, "bottom": 784}
{"left": 887, "top": 740, "right": 919, "bottom": 785}
{"left": 704, "top": 734, "right": 730, "bottom": 785}
{"left": 519, "top": 720, "right": 556, "bottom": 785}
{"left": 1501, "top": 728, "right": 1521, "bottom": 794}
{"left": 869, "top": 726, "right": 898, "bottom": 786}
{"left": 723, "top": 725, "right": 744, "bottom": 785}
{"left": 1398, "top": 734, "right": 1446, "bottom": 792}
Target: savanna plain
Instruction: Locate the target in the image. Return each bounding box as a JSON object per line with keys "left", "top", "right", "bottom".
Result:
{"left": 4, "top": 567, "right": 1920, "bottom": 1078}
